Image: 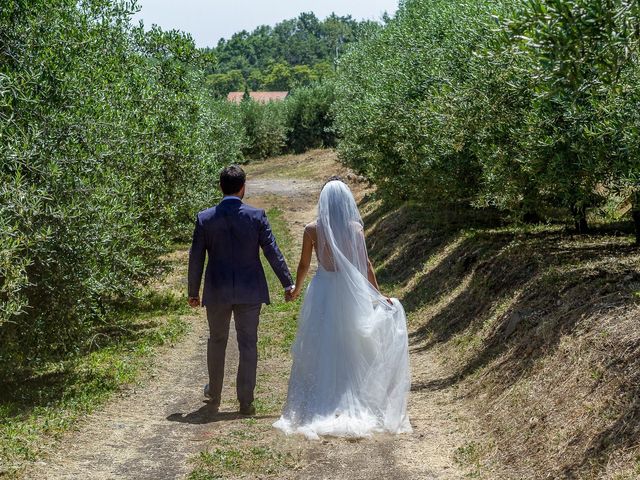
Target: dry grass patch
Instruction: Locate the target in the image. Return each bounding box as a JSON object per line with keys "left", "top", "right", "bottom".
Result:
{"left": 363, "top": 197, "right": 640, "bottom": 479}
{"left": 244, "top": 149, "right": 348, "bottom": 181}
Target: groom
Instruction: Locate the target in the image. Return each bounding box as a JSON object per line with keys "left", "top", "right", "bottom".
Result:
{"left": 187, "top": 165, "right": 294, "bottom": 415}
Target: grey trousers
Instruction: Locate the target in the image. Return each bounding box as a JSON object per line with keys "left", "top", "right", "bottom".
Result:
{"left": 205, "top": 303, "right": 261, "bottom": 407}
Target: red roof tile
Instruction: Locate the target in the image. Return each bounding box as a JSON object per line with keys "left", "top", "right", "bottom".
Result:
{"left": 227, "top": 91, "right": 289, "bottom": 103}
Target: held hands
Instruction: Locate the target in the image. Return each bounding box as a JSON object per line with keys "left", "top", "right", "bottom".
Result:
{"left": 284, "top": 287, "right": 300, "bottom": 302}
{"left": 188, "top": 297, "right": 201, "bottom": 308}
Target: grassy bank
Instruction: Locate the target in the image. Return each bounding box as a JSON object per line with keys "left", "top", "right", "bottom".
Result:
{"left": 0, "top": 249, "right": 194, "bottom": 478}
{"left": 188, "top": 207, "right": 303, "bottom": 479}
{"left": 361, "top": 196, "right": 640, "bottom": 479}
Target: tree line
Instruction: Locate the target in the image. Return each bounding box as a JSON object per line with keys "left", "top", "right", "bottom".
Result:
{"left": 203, "top": 12, "right": 382, "bottom": 96}
{"left": 334, "top": 0, "right": 640, "bottom": 243}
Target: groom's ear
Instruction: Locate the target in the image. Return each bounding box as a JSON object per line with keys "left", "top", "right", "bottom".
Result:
{"left": 239, "top": 184, "right": 246, "bottom": 198}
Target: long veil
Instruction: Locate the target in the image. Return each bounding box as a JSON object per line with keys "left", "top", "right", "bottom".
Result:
{"left": 316, "top": 180, "right": 393, "bottom": 310}
{"left": 274, "top": 180, "right": 411, "bottom": 439}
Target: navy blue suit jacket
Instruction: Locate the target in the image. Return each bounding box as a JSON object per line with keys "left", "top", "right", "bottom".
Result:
{"left": 188, "top": 199, "right": 293, "bottom": 305}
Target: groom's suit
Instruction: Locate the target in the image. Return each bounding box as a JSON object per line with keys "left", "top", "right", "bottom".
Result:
{"left": 188, "top": 197, "right": 293, "bottom": 407}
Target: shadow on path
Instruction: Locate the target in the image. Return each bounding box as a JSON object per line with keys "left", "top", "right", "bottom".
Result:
{"left": 167, "top": 402, "right": 278, "bottom": 425}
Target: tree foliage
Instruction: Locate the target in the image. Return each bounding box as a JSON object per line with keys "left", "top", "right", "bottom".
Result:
{"left": 335, "top": 0, "right": 494, "bottom": 204}
{"left": 0, "top": 0, "right": 243, "bottom": 371}
{"left": 204, "top": 12, "right": 383, "bottom": 96}
{"left": 237, "top": 81, "right": 337, "bottom": 159}
{"left": 335, "top": 0, "right": 640, "bottom": 239}
{"left": 285, "top": 82, "right": 337, "bottom": 153}
{"left": 473, "top": 0, "right": 640, "bottom": 231}
{"left": 239, "top": 98, "right": 288, "bottom": 159}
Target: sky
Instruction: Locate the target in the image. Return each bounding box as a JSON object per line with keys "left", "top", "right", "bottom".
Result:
{"left": 131, "top": 0, "right": 399, "bottom": 48}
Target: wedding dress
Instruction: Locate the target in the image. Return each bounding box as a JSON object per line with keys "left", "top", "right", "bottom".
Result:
{"left": 273, "top": 180, "right": 411, "bottom": 440}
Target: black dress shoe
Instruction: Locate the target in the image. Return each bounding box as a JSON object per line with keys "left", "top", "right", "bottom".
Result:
{"left": 239, "top": 403, "right": 256, "bottom": 416}
{"left": 203, "top": 384, "right": 220, "bottom": 411}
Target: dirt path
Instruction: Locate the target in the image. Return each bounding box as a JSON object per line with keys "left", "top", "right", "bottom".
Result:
{"left": 25, "top": 247, "right": 242, "bottom": 479}
{"left": 28, "top": 150, "right": 474, "bottom": 479}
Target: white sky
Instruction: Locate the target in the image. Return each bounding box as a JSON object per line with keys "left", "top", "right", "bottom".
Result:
{"left": 131, "top": 0, "right": 399, "bottom": 48}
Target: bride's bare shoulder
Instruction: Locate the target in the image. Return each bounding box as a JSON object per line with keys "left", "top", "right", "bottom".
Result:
{"left": 304, "top": 221, "right": 317, "bottom": 240}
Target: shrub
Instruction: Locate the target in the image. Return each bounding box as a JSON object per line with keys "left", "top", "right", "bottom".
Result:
{"left": 239, "top": 99, "right": 288, "bottom": 159}
{"left": 0, "top": 0, "right": 243, "bottom": 372}
{"left": 285, "top": 82, "right": 336, "bottom": 153}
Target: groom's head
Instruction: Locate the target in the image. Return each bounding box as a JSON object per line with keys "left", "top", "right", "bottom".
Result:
{"left": 220, "top": 165, "right": 246, "bottom": 198}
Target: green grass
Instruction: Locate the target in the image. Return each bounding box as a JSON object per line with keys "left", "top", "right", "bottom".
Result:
{"left": 255, "top": 207, "right": 304, "bottom": 418}
{"left": 454, "top": 442, "right": 482, "bottom": 465}
{"left": 454, "top": 441, "right": 487, "bottom": 478}
{"left": 189, "top": 444, "right": 296, "bottom": 480}
{"left": 0, "top": 273, "right": 191, "bottom": 477}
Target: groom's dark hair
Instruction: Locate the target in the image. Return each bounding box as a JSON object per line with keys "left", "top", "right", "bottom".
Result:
{"left": 220, "top": 165, "right": 246, "bottom": 194}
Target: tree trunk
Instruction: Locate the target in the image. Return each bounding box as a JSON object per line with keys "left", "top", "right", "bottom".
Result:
{"left": 522, "top": 211, "right": 541, "bottom": 224}
{"left": 633, "top": 192, "right": 640, "bottom": 246}
{"left": 571, "top": 204, "right": 589, "bottom": 234}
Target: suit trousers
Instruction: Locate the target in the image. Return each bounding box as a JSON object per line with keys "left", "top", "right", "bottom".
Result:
{"left": 205, "top": 303, "right": 261, "bottom": 407}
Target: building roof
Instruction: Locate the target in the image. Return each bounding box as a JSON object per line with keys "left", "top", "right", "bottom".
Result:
{"left": 227, "top": 91, "right": 289, "bottom": 103}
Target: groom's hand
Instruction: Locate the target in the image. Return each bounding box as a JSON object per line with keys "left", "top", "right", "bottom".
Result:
{"left": 284, "top": 285, "right": 296, "bottom": 302}
{"left": 188, "top": 296, "right": 201, "bottom": 308}
{"left": 285, "top": 287, "right": 301, "bottom": 302}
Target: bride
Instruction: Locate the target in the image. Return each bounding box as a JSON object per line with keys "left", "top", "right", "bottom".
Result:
{"left": 273, "top": 178, "right": 411, "bottom": 440}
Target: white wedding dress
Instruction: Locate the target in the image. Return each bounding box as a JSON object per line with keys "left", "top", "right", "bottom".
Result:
{"left": 273, "top": 181, "right": 411, "bottom": 440}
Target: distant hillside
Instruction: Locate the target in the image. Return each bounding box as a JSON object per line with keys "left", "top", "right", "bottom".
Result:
{"left": 203, "top": 12, "right": 384, "bottom": 96}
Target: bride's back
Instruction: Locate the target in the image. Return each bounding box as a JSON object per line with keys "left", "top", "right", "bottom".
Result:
{"left": 305, "top": 220, "right": 367, "bottom": 275}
